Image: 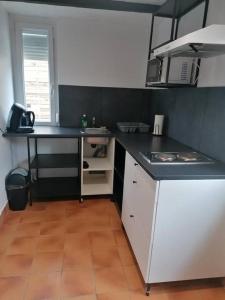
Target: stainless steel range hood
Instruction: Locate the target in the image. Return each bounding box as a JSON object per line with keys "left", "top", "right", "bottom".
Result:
{"left": 154, "top": 25, "right": 225, "bottom": 58}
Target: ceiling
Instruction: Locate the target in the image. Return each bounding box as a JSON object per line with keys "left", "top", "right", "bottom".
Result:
{"left": 1, "top": 0, "right": 167, "bottom": 14}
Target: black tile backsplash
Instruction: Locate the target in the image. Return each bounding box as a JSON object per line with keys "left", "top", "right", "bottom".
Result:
{"left": 150, "top": 87, "right": 225, "bottom": 162}
{"left": 59, "top": 85, "right": 151, "bottom": 128}
{"left": 59, "top": 84, "right": 225, "bottom": 163}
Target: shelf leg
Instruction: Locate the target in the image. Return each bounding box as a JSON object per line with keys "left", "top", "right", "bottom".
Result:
{"left": 27, "top": 137, "right": 32, "bottom": 206}
{"left": 79, "top": 197, "right": 84, "bottom": 203}
{"left": 145, "top": 284, "right": 151, "bottom": 296}
{"left": 221, "top": 278, "right": 225, "bottom": 288}
{"left": 35, "top": 138, "right": 39, "bottom": 180}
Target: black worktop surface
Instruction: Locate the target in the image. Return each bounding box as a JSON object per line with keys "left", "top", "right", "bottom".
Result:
{"left": 4, "top": 126, "right": 225, "bottom": 180}
{"left": 116, "top": 132, "right": 225, "bottom": 180}
{"left": 3, "top": 126, "right": 113, "bottom": 138}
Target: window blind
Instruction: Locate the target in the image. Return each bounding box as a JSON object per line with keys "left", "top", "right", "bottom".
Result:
{"left": 22, "top": 32, "right": 49, "bottom": 61}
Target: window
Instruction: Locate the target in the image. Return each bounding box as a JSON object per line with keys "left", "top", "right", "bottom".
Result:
{"left": 14, "top": 24, "right": 57, "bottom": 125}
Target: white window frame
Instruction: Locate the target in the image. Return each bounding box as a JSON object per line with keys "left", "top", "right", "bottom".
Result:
{"left": 13, "top": 22, "right": 58, "bottom": 126}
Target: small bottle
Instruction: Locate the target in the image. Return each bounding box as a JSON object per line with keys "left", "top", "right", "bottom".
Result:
{"left": 92, "top": 117, "right": 96, "bottom": 128}
{"left": 81, "top": 114, "right": 88, "bottom": 128}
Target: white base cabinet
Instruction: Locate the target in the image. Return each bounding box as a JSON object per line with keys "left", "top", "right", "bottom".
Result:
{"left": 122, "top": 151, "right": 225, "bottom": 291}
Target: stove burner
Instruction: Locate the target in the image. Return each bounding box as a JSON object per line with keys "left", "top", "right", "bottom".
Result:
{"left": 154, "top": 153, "right": 176, "bottom": 162}
{"left": 177, "top": 152, "right": 200, "bottom": 162}
{"left": 140, "top": 151, "right": 214, "bottom": 165}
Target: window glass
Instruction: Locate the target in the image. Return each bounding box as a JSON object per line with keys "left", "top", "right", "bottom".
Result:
{"left": 22, "top": 29, "right": 51, "bottom": 123}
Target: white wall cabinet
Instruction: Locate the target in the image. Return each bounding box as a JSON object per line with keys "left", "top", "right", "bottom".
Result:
{"left": 122, "top": 151, "right": 225, "bottom": 293}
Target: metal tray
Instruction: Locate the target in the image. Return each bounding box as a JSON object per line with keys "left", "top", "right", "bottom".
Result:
{"left": 117, "top": 122, "right": 150, "bottom": 133}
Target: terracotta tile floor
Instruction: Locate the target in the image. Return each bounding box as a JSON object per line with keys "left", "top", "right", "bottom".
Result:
{"left": 0, "top": 198, "right": 224, "bottom": 300}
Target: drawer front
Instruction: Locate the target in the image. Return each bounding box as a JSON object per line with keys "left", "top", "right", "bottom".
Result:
{"left": 122, "top": 153, "right": 137, "bottom": 209}
{"left": 125, "top": 152, "right": 138, "bottom": 181}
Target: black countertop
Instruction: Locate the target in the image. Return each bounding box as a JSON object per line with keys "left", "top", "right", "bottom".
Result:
{"left": 116, "top": 132, "right": 225, "bottom": 180}
{"left": 4, "top": 126, "right": 225, "bottom": 180}
{"left": 3, "top": 126, "right": 113, "bottom": 138}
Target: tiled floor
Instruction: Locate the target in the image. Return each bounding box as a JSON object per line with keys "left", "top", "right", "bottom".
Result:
{"left": 0, "top": 198, "right": 224, "bottom": 300}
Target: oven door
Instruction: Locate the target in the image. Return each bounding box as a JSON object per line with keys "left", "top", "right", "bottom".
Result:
{"left": 146, "top": 58, "right": 166, "bottom": 85}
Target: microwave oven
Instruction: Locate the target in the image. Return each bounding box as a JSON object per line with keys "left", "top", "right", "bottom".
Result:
{"left": 146, "top": 57, "right": 197, "bottom": 86}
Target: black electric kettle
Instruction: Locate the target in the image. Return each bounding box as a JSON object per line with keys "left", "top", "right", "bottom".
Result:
{"left": 6, "top": 103, "right": 35, "bottom": 133}
{"left": 21, "top": 111, "right": 35, "bottom": 127}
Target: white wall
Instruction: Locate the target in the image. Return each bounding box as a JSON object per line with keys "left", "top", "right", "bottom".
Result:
{"left": 0, "top": 3, "right": 14, "bottom": 213}
{"left": 198, "top": 0, "right": 225, "bottom": 87}
{"left": 7, "top": 4, "right": 151, "bottom": 89}
{"left": 56, "top": 12, "right": 150, "bottom": 88}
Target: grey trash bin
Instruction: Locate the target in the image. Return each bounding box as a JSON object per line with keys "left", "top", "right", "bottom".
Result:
{"left": 5, "top": 168, "right": 30, "bottom": 211}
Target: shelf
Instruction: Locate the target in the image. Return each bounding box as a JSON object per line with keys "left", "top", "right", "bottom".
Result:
{"left": 82, "top": 173, "right": 112, "bottom": 196}
{"left": 31, "top": 154, "right": 80, "bottom": 169}
{"left": 31, "top": 177, "right": 80, "bottom": 200}
{"left": 155, "top": 0, "right": 205, "bottom": 18}
{"left": 145, "top": 83, "right": 195, "bottom": 88}
{"left": 83, "top": 157, "right": 113, "bottom": 171}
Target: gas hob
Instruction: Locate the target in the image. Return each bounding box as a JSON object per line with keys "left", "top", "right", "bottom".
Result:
{"left": 140, "top": 152, "right": 214, "bottom": 165}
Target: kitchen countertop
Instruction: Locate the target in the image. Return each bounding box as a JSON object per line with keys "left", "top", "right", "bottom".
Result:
{"left": 116, "top": 132, "right": 225, "bottom": 180}
{"left": 4, "top": 126, "right": 225, "bottom": 180}
{"left": 3, "top": 126, "right": 114, "bottom": 138}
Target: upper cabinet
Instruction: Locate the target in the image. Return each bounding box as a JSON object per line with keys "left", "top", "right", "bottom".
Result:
{"left": 146, "top": 0, "right": 209, "bottom": 88}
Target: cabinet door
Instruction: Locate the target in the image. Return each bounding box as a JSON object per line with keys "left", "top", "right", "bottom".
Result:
{"left": 135, "top": 164, "right": 157, "bottom": 237}
{"left": 131, "top": 164, "right": 158, "bottom": 281}
{"left": 122, "top": 152, "right": 137, "bottom": 214}
{"left": 150, "top": 180, "right": 225, "bottom": 283}
{"left": 122, "top": 194, "right": 134, "bottom": 248}
{"left": 122, "top": 152, "right": 158, "bottom": 282}
{"left": 122, "top": 152, "right": 137, "bottom": 246}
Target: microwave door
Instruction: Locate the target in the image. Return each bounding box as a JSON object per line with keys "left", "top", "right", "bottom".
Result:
{"left": 146, "top": 58, "right": 169, "bottom": 85}
{"left": 147, "top": 58, "right": 162, "bottom": 84}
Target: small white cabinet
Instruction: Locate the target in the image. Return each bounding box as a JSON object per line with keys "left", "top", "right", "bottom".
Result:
{"left": 122, "top": 151, "right": 225, "bottom": 293}
{"left": 81, "top": 138, "right": 115, "bottom": 196}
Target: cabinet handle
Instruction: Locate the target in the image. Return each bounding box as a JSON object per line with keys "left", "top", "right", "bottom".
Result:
{"left": 134, "top": 163, "right": 138, "bottom": 166}
{"left": 130, "top": 215, "right": 134, "bottom": 218}
{"left": 133, "top": 181, "right": 137, "bottom": 184}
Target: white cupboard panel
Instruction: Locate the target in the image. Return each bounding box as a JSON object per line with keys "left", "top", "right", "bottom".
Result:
{"left": 122, "top": 151, "right": 158, "bottom": 282}
{"left": 149, "top": 180, "right": 225, "bottom": 283}
{"left": 132, "top": 216, "right": 151, "bottom": 281}
{"left": 135, "top": 164, "right": 157, "bottom": 237}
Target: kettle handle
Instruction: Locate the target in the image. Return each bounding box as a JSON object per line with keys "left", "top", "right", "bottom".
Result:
{"left": 27, "top": 111, "right": 35, "bottom": 126}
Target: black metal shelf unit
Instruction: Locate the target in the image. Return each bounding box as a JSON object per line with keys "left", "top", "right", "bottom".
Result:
{"left": 146, "top": 0, "right": 209, "bottom": 88}
{"left": 27, "top": 137, "right": 81, "bottom": 202}
{"left": 155, "top": 0, "right": 207, "bottom": 19}
{"left": 30, "top": 154, "right": 80, "bottom": 169}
